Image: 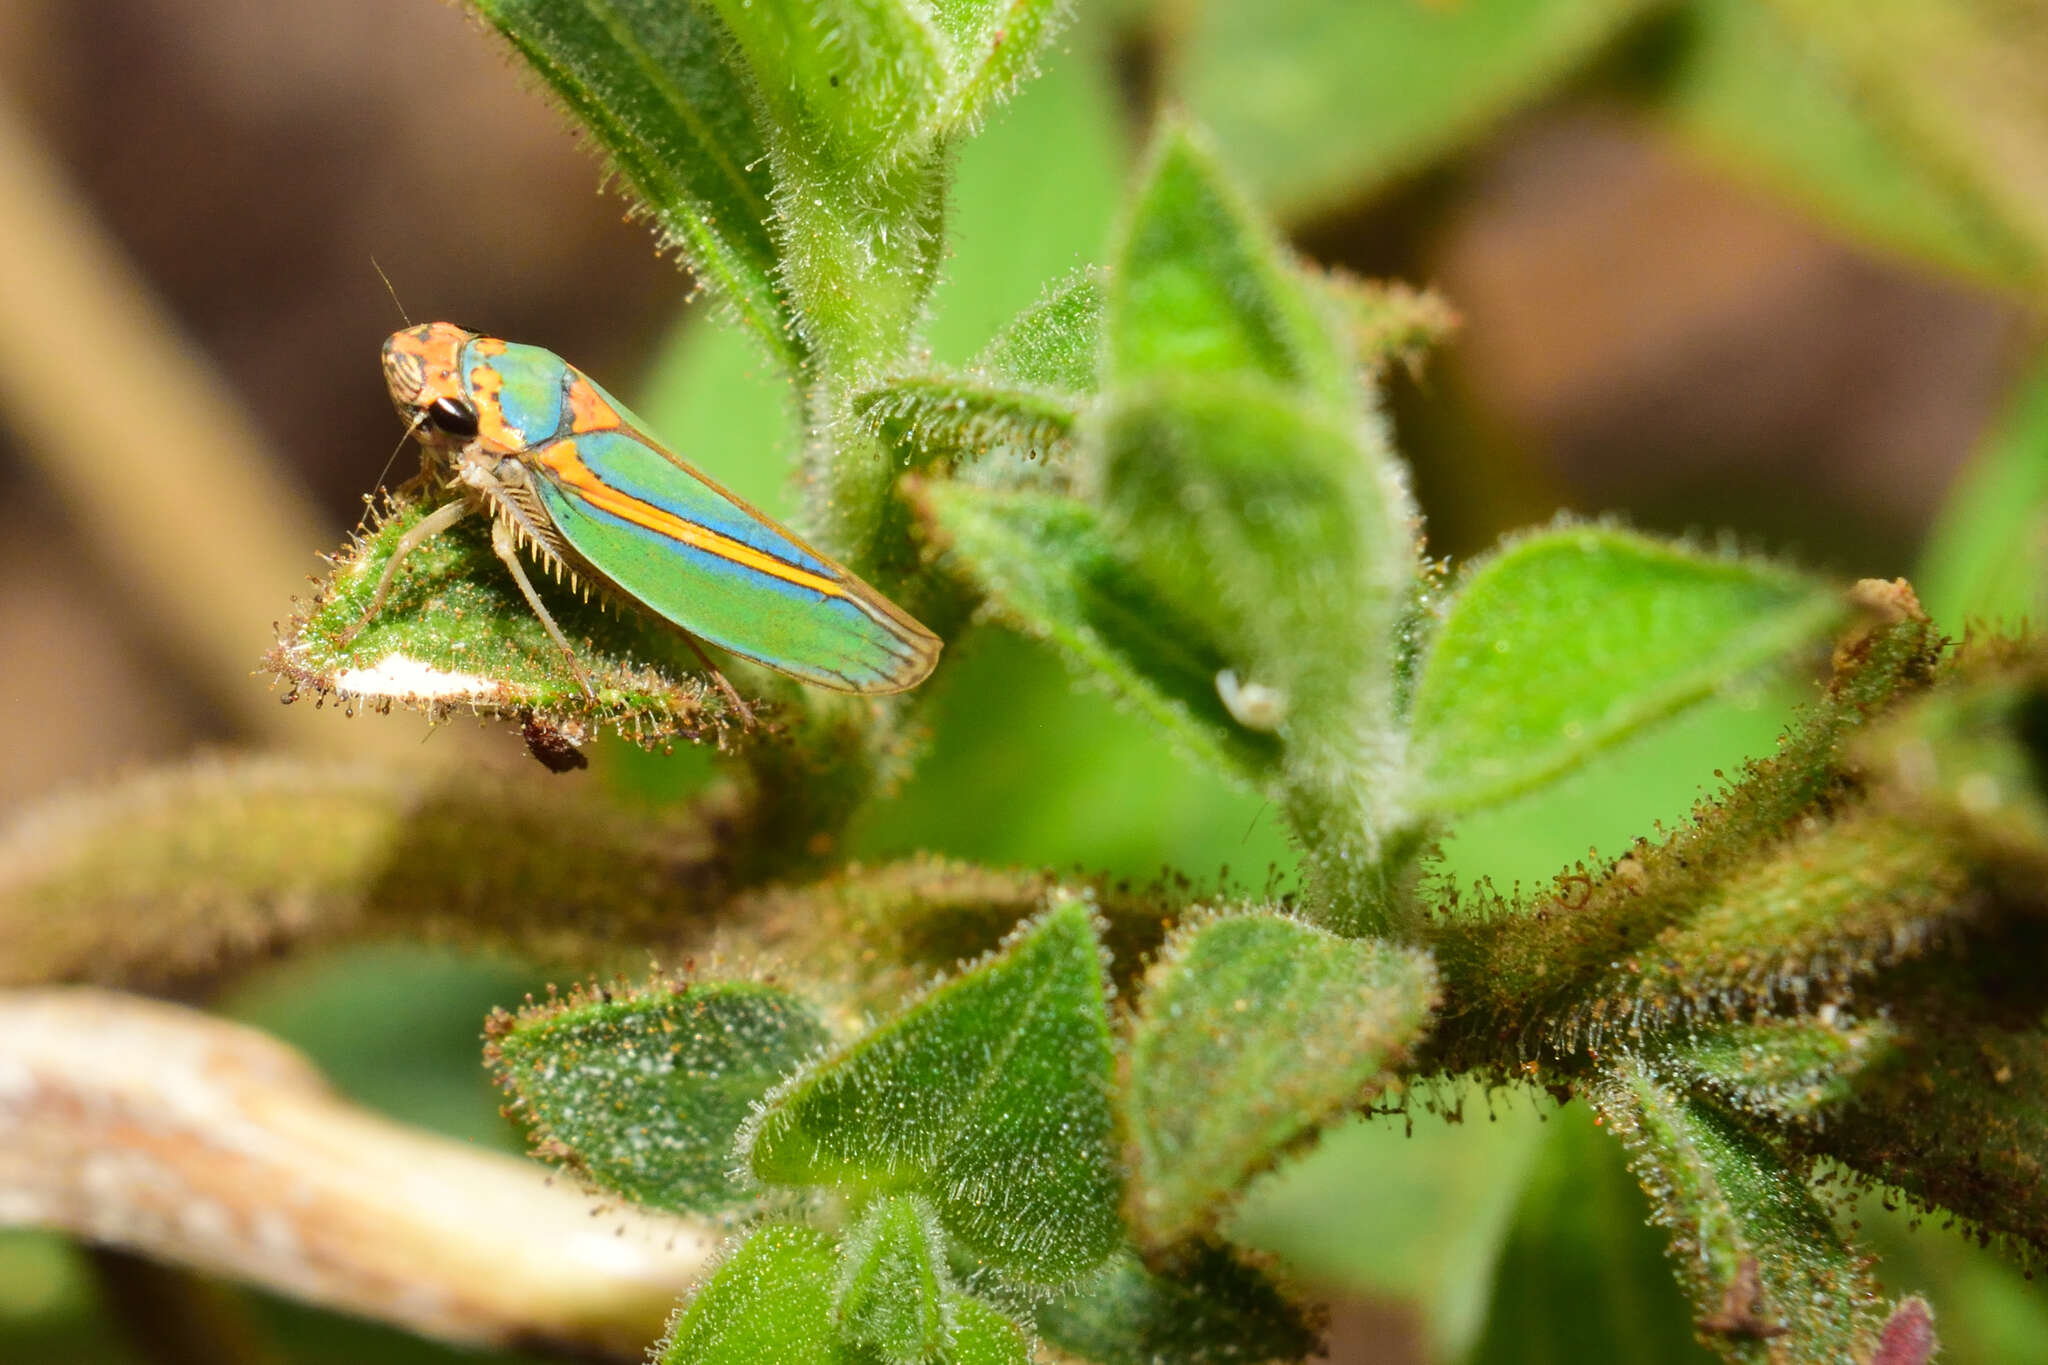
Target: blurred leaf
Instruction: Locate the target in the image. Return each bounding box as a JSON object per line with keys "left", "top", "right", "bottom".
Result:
{"left": 921, "top": 484, "right": 1281, "bottom": 781}
{"left": 1918, "top": 358, "right": 2048, "bottom": 632}
{"left": 836, "top": 1195, "right": 951, "bottom": 1363}
{"left": 469, "top": 0, "right": 796, "bottom": 371}
{"left": 1230, "top": 1104, "right": 1550, "bottom": 1361}
{"left": 1172, "top": 0, "right": 1657, "bottom": 220}
{"left": 745, "top": 898, "right": 1122, "bottom": 1285}
{"left": 658, "top": 1224, "right": 845, "bottom": 1365}
{"left": 268, "top": 496, "right": 740, "bottom": 750}
{"left": 1657, "top": 1015, "right": 1897, "bottom": 1127}
{"left": 1761, "top": 0, "right": 2048, "bottom": 287}
{"left": 1319, "top": 274, "right": 1462, "bottom": 378}
{"left": 846, "top": 627, "right": 1294, "bottom": 884}
{"left": 486, "top": 978, "right": 829, "bottom": 1215}
{"left": 1469, "top": 1102, "right": 1713, "bottom": 1365}
{"left": 1644, "top": 0, "right": 2044, "bottom": 295}
{"left": 1107, "top": 122, "right": 1349, "bottom": 408}
{"left": 1594, "top": 1056, "right": 1886, "bottom": 1362}
{"left": 1123, "top": 913, "right": 1438, "bottom": 1245}
{"left": 1032, "top": 1246, "right": 1321, "bottom": 1365}
{"left": 1858, "top": 663, "right": 2048, "bottom": 882}
{"left": 1409, "top": 525, "right": 1841, "bottom": 816}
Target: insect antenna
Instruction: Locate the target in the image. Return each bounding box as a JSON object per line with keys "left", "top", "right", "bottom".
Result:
{"left": 370, "top": 256, "right": 412, "bottom": 326}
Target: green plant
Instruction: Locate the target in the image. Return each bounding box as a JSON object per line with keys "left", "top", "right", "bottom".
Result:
{"left": 11, "top": 1, "right": 2048, "bottom": 1362}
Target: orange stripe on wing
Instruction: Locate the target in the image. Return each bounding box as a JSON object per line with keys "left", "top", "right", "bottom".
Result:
{"left": 532, "top": 440, "right": 850, "bottom": 599}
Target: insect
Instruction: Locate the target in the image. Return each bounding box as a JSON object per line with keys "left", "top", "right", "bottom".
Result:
{"left": 347, "top": 323, "right": 942, "bottom": 710}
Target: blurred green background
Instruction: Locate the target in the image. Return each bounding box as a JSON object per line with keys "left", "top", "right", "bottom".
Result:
{"left": 3, "top": 0, "right": 2046, "bottom": 1360}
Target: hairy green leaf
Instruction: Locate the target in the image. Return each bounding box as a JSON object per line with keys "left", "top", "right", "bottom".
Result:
{"left": 1644, "top": 0, "right": 2043, "bottom": 296}
{"left": 697, "top": 0, "right": 943, "bottom": 174}
{"left": 1657, "top": 1015, "right": 1898, "bottom": 1126}
{"left": 268, "top": 495, "right": 744, "bottom": 749}
{"left": 745, "top": 898, "right": 1121, "bottom": 1285}
{"left": 1092, "top": 375, "right": 1419, "bottom": 930}
{"left": 1594, "top": 1056, "right": 1886, "bottom": 1361}
{"left": 1793, "top": 998, "right": 2048, "bottom": 1260}
{"left": 486, "top": 978, "right": 829, "bottom": 1215}
{"left": 854, "top": 372, "right": 1078, "bottom": 467}
{"left": 921, "top": 482, "right": 1281, "bottom": 781}
{"left": 1173, "top": 0, "right": 1655, "bottom": 220}
{"left": 1918, "top": 358, "right": 2048, "bottom": 632}
{"left": 469, "top": 0, "right": 796, "bottom": 371}
{"left": 1031, "top": 1246, "right": 1320, "bottom": 1365}
{"left": 1107, "top": 122, "right": 1349, "bottom": 409}
{"left": 1123, "top": 913, "right": 1437, "bottom": 1245}
{"left": 836, "top": 1195, "right": 951, "bottom": 1363}
{"left": 658, "top": 1223, "right": 845, "bottom": 1365}
{"left": 1409, "top": 525, "right": 1842, "bottom": 815}
{"left": 942, "top": 1293, "right": 1031, "bottom": 1365}
{"left": 932, "top": 0, "right": 1076, "bottom": 133}
{"left": 974, "top": 268, "right": 1106, "bottom": 392}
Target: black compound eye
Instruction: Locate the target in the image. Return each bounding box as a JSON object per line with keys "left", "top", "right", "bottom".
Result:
{"left": 425, "top": 395, "right": 479, "bottom": 438}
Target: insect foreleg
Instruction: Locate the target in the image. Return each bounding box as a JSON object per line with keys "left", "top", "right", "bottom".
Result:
{"left": 339, "top": 498, "right": 472, "bottom": 644}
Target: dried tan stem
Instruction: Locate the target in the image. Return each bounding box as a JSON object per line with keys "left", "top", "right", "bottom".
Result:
{"left": 0, "top": 988, "right": 715, "bottom": 1359}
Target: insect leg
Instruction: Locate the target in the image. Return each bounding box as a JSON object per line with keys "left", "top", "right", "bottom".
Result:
{"left": 339, "top": 498, "right": 472, "bottom": 644}
{"left": 489, "top": 514, "right": 597, "bottom": 700}
{"left": 679, "top": 633, "right": 756, "bottom": 727}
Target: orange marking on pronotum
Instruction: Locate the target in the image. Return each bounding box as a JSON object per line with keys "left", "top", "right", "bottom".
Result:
{"left": 534, "top": 441, "right": 850, "bottom": 599}
{"left": 566, "top": 376, "right": 622, "bottom": 434}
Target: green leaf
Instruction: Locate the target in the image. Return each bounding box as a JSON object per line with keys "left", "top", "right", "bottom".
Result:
{"left": 658, "top": 1223, "right": 847, "bottom": 1365}
{"left": 854, "top": 373, "right": 1078, "bottom": 468}
{"left": 971, "top": 267, "right": 1106, "bottom": 392}
{"left": 1917, "top": 356, "right": 2048, "bottom": 631}
{"left": 1657, "top": 1015, "right": 1898, "bottom": 1127}
{"left": 1171, "top": 0, "right": 1655, "bottom": 220}
{"left": 1032, "top": 1246, "right": 1320, "bottom": 1365}
{"left": 1470, "top": 1102, "right": 1715, "bottom": 1365}
{"left": 1409, "top": 524, "right": 1842, "bottom": 815}
{"left": 837, "top": 1195, "right": 951, "bottom": 1363}
{"left": 486, "top": 978, "right": 829, "bottom": 1215}
{"left": 920, "top": 482, "right": 1281, "bottom": 781}
{"left": 266, "top": 495, "right": 744, "bottom": 750}
{"left": 1122, "top": 913, "right": 1437, "bottom": 1245}
{"left": 1793, "top": 1003, "right": 2048, "bottom": 1260}
{"left": 697, "top": 0, "right": 945, "bottom": 175}
{"left": 942, "top": 1293, "right": 1031, "bottom": 1365}
{"left": 1106, "top": 122, "right": 1349, "bottom": 409}
{"left": 1642, "top": 0, "right": 2043, "bottom": 296}
{"left": 1092, "top": 375, "right": 1419, "bottom": 931}
{"left": 1593, "top": 1055, "right": 1886, "bottom": 1361}
{"left": 469, "top": 0, "right": 797, "bottom": 372}
{"left": 931, "top": 0, "right": 1078, "bottom": 133}
{"left": 745, "top": 898, "right": 1122, "bottom": 1285}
